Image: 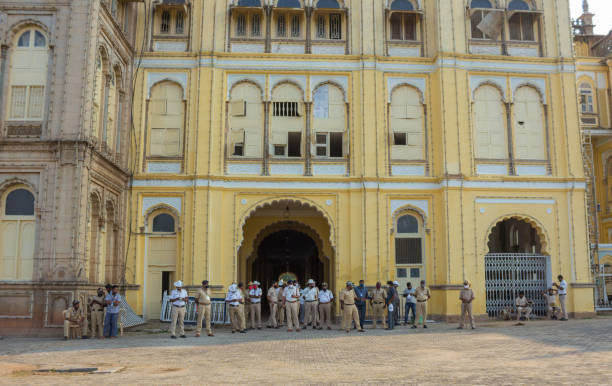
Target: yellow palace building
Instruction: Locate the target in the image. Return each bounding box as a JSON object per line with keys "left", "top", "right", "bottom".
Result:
{"left": 122, "top": 0, "right": 594, "bottom": 321}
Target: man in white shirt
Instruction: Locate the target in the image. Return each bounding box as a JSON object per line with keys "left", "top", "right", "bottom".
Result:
{"left": 553, "top": 275, "right": 568, "bottom": 321}
{"left": 169, "top": 281, "right": 188, "bottom": 339}
{"left": 276, "top": 280, "right": 285, "bottom": 327}
{"left": 225, "top": 283, "right": 246, "bottom": 333}
{"left": 267, "top": 281, "right": 279, "bottom": 328}
{"left": 249, "top": 281, "right": 263, "bottom": 329}
{"left": 318, "top": 282, "right": 334, "bottom": 330}
{"left": 402, "top": 282, "right": 417, "bottom": 325}
{"left": 282, "top": 280, "right": 301, "bottom": 332}
{"left": 515, "top": 291, "right": 532, "bottom": 321}
{"left": 302, "top": 279, "right": 319, "bottom": 329}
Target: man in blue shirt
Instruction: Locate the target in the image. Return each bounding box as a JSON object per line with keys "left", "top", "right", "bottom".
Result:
{"left": 354, "top": 280, "right": 368, "bottom": 329}
{"left": 104, "top": 285, "right": 121, "bottom": 338}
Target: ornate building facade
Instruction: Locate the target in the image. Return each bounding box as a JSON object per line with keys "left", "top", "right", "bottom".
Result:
{"left": 0, "top": 0, "right": 137, "bottom": 333}
{"left": 573, "top": 1, "right": 612, "bottom": 309}
{"left": 0, "top": 0, "right": 597, "bottom": 334}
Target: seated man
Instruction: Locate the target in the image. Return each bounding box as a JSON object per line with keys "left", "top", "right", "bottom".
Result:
{"left": 542, "top": 288, "right": 561, "bottom": 320}
{"left": 64, "top": 299, "right": 88, "bottom": 340}
{"left": 515, "top": 291, "right": 532, "bottom": 321}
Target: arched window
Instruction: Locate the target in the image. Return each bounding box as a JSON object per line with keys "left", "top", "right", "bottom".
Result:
{"left": 513, "top": 86, "right": 545, "bottom": 160}
{"left": 148, "top": 81, "right": 184, "bottom": 157}
{"left": 271, "top": 83, "right": 304, "bottom": 157}
{"left": 390, "top": 12, "right": 417, "bottom": 41}
{"left": 228, "top": 82, "right": 264, "bottom": 158}
{"left": 390, "top": 85, "right": 425, "bottom": 160}
{"left": 508, "top": 1, "right": 534, "bottom": 41}
{"left": 1, "top": 187, "right": 35, "bottom": 280}
{"left": 508, "top": 0, "right": 529, "bottom": 11}
{"left": 315, "top": 1, "right": 343, "bottom": 40}
{"left": 390, "top": 0, "right": 414, "bottom": 11}
{"left": 472, "top": 85, "right": 507, "bottom": 159}
{"left": 105, "top": 70, "right": 117, "bottom": 149}
{"left": 152, "top": 213, "right": 175, "bottom": 233}
{"left": 394, "top": 213, "right": 423, "bottom": 265}
{"left": 470, "top": 0, "right": 494, "bottom": 39}
{"left": 580, "top": 82, "right": 595, "bottom": 114}
{"left": 312, "top": 84, "right": 347, "bottom": 158}
{"left": 7, "top": 29, "right": 48, "bottom": 121}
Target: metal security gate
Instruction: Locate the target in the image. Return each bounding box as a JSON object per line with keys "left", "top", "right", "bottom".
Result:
{"left": 485, "top": 253, "right": 548, "bottom": 318}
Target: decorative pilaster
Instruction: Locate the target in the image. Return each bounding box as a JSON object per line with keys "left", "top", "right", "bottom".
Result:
{"left": 305, "top": 101, "right": 312, "bottom": 175}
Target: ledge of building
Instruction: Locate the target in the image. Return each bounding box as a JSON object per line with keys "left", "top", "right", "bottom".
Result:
{"left": 430, "top": 284, "right": 463, "bottom": 290}
{"left": 570, "top": 282, "right": 596, "bottom": 288}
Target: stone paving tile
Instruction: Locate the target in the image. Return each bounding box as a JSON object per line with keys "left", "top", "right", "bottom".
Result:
{"left": 0, "top": 318, "right": 611, "bottom": 385}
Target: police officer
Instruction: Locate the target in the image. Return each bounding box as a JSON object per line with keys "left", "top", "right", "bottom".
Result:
{"left": 64, "top": 299, "right": 88, "bottom": 340}
{"left": 249, "top": 281, "right": 263, "bottom": 329}
{"left": 340, "top": 281, "right": 364, "bottom": 333}
{"left": 276, "top": 280, "right": 286, "bottom": 327}
{"left": 169, "top": 281, "right": 188, "bottom": 338}
{"left": 225, "top": 283, "right": 246, "bottom": 333}
{"left": 267, "top": 281, "right": 279, "bottom": 328}
{"left": 302, "top": 279, "right": 319, "bottom": 329}
{"left": 196, "top": 280, "right": 213, "bottom": 337}
{"left": 354, "top": 280, "right": 368, "bottom": 329}
{"left": 283, "top": 280, "right": 301, "bottom": 332}
{"left": 369, "top": 281, "right": 387, "bottom": 329}
{"left": 412, "top": 280, "right": 431, "bottom": 329}
{"left": 243, "top": 282, "right": 252, "bottom": 329}
{"left": 89, "top": 288, "right": 105, "bottom": 339}
{"left": 318, "top": 282, "right": 334, "bottom": 330}
{"left": 457, "top": 280, "right": 475, "bottom": 330}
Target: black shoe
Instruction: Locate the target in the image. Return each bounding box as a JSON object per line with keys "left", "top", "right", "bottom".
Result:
{"left": 560, "top": 318, "right": 568, "bottom": 321}
{"left": 81, "top": 335, "right": 89, "bottom": 339}
{"left": 457, "top": 327, "right": 463, "bottom": 330}
{"left": 180, "top": 335, "right": 186, "bottom": 338}
{"left": 63, "top": 336, "right": 68, "bottom": 340}
{"left": 240, "top": 330, "right": 247, "bottom": 333}
{"left": 384, "top": 328, "right": 392, "bottom": 330}
{"left": 171, "top": 335, "right": 177, "bottom": 339}
{"left": 423, "top": 325, "right": 428, "bottom": 329}
{"left": 471, "top": 327, "right": 475, "bottom": 330}
{"left": 411, "top": 326, "right": 417, "bottom": 329}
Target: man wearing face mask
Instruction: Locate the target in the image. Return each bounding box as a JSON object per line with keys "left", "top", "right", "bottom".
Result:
{"left": 369, "top": 281, "right": 387, "bottom": 329}
{"left": 89, "top": 288, "right": 105, "bottom": 339}
{"left": 196, "top": 280, "right": 213, "bottom": 337}
{"left": 457, "top": 280, "right": 475, "bottom": 330}
{"left": 412, "top": 280, "right": 431, "bottom": 329}
{"left": 276, "top": 280, "right": 286, "bottom": 327}
{"left": 282, "top": 280, "right": 301, "bottom": 332}
{"left": 340, "top": 281, "right": 365, "bottom": 333}
{"left": 354, "top": 280, "right": 368, "bottom": 329}
{"left": 249, "top": 281, "right": 263, "bottom": 329}
{"left": 318, "top": 282, "right": 334, "bottom": 330}
{"left": 267, "top": 281, "right": 279, "bottom": 328}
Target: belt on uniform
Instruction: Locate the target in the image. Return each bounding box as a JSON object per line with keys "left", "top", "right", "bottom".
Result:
{"left": 173, "top": 305, "right": 186, "bottom": 308}
{"left": 199, "top": 302, "right": 210, "bottom": 305}
{"left": 373, "top": 302, "right": 383, "bottom": 304}
{"left": 306, "top": 300, "right": 317, "bottom": 302}
{"left": 92, "top": 309, "right": 104, "bottom": 312}
{"left": 344, "top": 303, "right": 354, "bottom": 306}
{"left": 229, "top": 304, "right": 240, "bottom": 307}
{"left": 287, "top": 301, "right": 297, "bottom": 303}
{"left": 417, "top": 300, "right": 427, "bottom": 303}
{"left": 320, "top": 302, "right": 330, "bottom": 304}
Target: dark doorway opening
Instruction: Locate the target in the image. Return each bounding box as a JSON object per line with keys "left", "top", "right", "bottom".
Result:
{"left": 251, "top": 229, "right": 323, "bottom": 317}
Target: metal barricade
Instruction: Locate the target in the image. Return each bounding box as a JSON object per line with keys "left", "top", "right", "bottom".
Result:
{"left": 160, "top": 291, "right": 230, "bottom": 324}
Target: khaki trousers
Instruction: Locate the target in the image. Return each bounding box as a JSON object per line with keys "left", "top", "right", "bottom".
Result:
{"left": 342, "top": 304, "right": 361, "bottom": 331}
{"left": 304, "top": 301, "right": 318, "bottom": 326}
{"left": 268, "top": 303, "right": 278, "bottom": 327}
{"left": 558, "top": 294, "right": 568, "bottom": 319}
{"left": 243, "top": 303, "right": 250, "bottom": 327}
{"left": 64, "top": 319, "right": 88, "bottom": 338}
{"left": 459, "top": 303, "right": 475, "bottom": 328}
{"left": 372, "top": 302, "right": 386, "bottom": 328}
{"left": 415, "top": 302, "right": 427, "bottom": 326}
{"left": 229, "top": 305, "right": 243, "bottom": 332}
{"left": 90, "top": 310, "right": 104, "bottom": 338}
{"left": 250, "top": 302, "right": 262, "bottom": 328}
{"left": 547, "top": 303, "right": 561, "bottom": 319}
{"left": 318, "top": 302, "right": 332, "bottom": 328}
{"left": 285, "top": 301, "right": 300, "bottom": 330}
{"left": 517, "top": 306, "right": 532, "bottom": 320}
{"left": 196, "top": 304, "right": 212, "bottom": 335}
{"left": 170, "top": 306, "right": 186, "bottom": 336}
{"left": 277, "top": 302, "right": 285, "bottom": 325}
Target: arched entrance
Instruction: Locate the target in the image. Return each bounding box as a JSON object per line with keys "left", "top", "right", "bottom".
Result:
{"left": 484, "top": 217, "right": 550, "bottom": 318}
{"left": 238, "top": 200, "right": 335, "bottom": 315}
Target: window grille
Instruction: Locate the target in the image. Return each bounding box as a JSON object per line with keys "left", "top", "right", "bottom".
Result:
{"left": 161, "top": 11, "right": 171, "bottom": 33}
{"left": 273, "top": 102, "right": 300, "bottom": 117}
{"left": 152, "top": 213, "right": 175, "bottom": 233}
{"left": 291, "top": 15, "right": 300, "bottom": 37}
{"left": 580, "top": 84, "right": 594, "bottom": 113}
{"left": 277, "top": 14, "right": 286, "bottom": 37}
{"left": 329, "top": 13, "right": 342, "bottom": 39}
{"left": 509, "top": 13, "right": 534, "bottom": 41}
{"left": 252, "top": 14, "right": 261, "bottom": 36}
{"left": 395, "top": 238, "right": 422, "bottom": 265}
{"left": 317, "top": 16, "right": 326, "bottom": 38}
{"left": 175, "top": 11, "right": 185, "bottom": 34}
{"left": 237, "top": 14, "right": 247, "bottom": 36}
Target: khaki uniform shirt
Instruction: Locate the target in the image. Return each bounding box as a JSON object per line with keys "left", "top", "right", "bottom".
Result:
{"left": 66, "top": 307, "right": 85, "bottom": 323}
{"left": 197, "top": 288, "right": 211, "bottom": 305}
{"left": 340, "top": 289, "right": 357, "bottom": 305}
{"left": 242, "top": 289, "right": 250, "bottom": 304}
{"left": 370, "top": 288, "right": 387, "bottom": 303}
{"left": 267, "top": 287, "right": 278, "bottom": 302}
{"left": 459, "top": 288, "right": 474, "bottom": 303}
{"left": 515, "top": 296, "right": 529, "bottom": 307}
{"left": 414, "top": 286, "right": 431, "bottom": 302}
{"left": 90, "top": 295, "right": 105, "bottom": 311}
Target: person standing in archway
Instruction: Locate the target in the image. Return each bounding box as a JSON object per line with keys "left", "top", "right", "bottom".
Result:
{"left": 276, "top": 280, "right": 286, "bottom": 327}
{"left": 318, "top": 282, "right": 334, "bottom": 330}
{"left": 283, "top": 280, "right": 301, "bottom": 332}
{"left": 340, "top": 282, "right": 364, "bottom": 333}
{"left": 267, "top": 281, "right": 279, "bottom": 328}
{"left": 249, "top": 281, "right": 263, "bottom": 329}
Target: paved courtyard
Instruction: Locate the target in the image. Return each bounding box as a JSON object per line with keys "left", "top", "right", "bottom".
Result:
{"left": 1, "top": 317, "right": 611, "bottom": 385}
